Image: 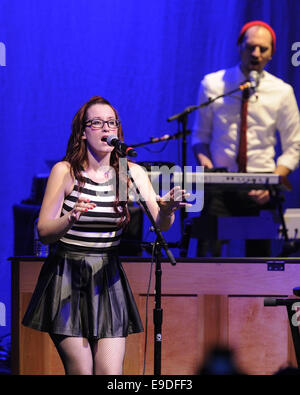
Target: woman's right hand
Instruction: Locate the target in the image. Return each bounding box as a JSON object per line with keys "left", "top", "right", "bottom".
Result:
{"left": 68, "top": 196, "right": 96, "bottom": 223}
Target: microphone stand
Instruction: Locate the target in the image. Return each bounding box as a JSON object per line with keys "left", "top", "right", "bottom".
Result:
{"left": 130, "top": 130, "right": 194, "bottom": 234}
{"left": 131, "top": 135, "right": 172, "bottom": 149}
{"left": 130, "top": 130, "right": 194, "bottom": 149}
{"left": 167, "top": 82, "right": 253, "bottom": 233}
{"left": 169, "top": 112, "right": 190, "bottom": 233}
{"left": 127, "top": 168, "right": 177, "bottom": 376}
{"left": 167, "top": 82, "right": 252, "bottom": 123}
{"left": 128, "top": 82, "right": 252, "bottom": 241}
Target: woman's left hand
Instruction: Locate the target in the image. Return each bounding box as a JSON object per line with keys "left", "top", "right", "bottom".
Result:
{"left": 156, "top": 186, "right": 192, "bottom": 216}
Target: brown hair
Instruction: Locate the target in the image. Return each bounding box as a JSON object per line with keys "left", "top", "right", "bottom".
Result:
{"left": 63, "top": 96, "right": 130, "bottom": 227}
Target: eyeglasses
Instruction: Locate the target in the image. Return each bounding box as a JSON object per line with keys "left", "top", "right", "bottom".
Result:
{"left": 85, "top": 118, "right": 120, "bottom": 130}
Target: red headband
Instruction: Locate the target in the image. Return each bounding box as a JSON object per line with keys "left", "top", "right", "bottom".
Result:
{"left": 237, "top": 21, "right": 276, "bottom": 54}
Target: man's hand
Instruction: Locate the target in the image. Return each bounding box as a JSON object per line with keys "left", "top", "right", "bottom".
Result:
{"left": 248, "top": 189, "right": 270, "bottom": 205}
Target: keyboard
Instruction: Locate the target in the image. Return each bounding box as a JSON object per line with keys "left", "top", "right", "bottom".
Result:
{"left": 148, "top": 171, "right": 281, "bottom": 189}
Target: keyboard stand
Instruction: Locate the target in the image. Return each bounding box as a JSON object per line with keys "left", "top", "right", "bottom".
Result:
{"left": 178, "top": 185, "right": 295, "bottom": 258}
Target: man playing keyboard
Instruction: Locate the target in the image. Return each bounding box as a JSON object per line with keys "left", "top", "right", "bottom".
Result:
{"left": 192, "top": 21, "right": 300, "bottom": 257}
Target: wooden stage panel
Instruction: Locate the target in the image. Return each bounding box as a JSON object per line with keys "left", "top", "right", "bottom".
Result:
{"left": 228, "top": 297, "right": 289, "bottom": 375}
{"left": 10, "top": 257, "right": 300, "bottom": 375}
{"left": 135, "top": 295, "right": 201, "bottom": 375}
{"left": 19, "top": 294, "right": 64, "bottom": 375}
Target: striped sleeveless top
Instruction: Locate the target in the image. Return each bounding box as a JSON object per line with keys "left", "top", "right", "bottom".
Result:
{"left": 59, "top": 172, "right": 124, "bottom": 253}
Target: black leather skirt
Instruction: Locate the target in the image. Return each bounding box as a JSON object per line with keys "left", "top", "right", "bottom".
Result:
{"left": 22, "top": 243, "right": 144, "bottom": 339}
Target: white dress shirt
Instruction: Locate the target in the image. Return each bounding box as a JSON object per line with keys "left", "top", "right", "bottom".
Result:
{"left": 192, "top": 64, "right": 300, "bottom": 172}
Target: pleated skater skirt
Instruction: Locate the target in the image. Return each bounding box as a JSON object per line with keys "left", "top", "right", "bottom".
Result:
{"left": 22, "top": 243, "right": 144, "bottom": 339}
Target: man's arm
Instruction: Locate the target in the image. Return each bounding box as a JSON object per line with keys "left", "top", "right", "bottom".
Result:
{"left": 192, "top": 142, "right": 214, "bottom": 168}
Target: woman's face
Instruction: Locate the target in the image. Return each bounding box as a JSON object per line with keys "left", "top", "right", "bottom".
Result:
{"left": 82, "top": 103, "right": 119, "bottom": 155}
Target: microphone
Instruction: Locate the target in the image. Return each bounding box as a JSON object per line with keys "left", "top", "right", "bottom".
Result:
{"left": 249, "top": 70, "right": 260, "bottom": 92}
{"left": 240, "top": 70, "right": 260, "bottom": 91}
{"left": 151, "top": 134, "right": 170, "bottom": 143}
{"left": 103, "top": 135, "right": 137, "bottom": 157}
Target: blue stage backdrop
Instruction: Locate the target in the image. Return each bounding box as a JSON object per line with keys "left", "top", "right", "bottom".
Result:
{"left": 0, "top": 0, "right": 300, "bottom": 340}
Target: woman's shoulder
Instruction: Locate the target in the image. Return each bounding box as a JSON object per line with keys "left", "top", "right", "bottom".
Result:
{"left": 49, "top": 161, "right": 73, "bottom": 181}
{"left": 47, "top": 161, "right": 75, "bottom": 196}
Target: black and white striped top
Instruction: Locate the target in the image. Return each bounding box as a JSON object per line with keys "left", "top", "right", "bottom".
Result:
{"left": 59, "top": 172, "right": 124, "bottom": 253}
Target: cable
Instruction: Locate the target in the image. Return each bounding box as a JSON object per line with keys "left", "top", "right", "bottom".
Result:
{"left": 142, "top": 140, "right": 170, "bottom": 153}
{"left": 142, "top": 242, "right": 156, "bottom": 375}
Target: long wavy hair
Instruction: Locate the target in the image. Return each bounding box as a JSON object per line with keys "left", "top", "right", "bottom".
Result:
{"left": 63, "top": 96, "right": 130, "bottom": 228}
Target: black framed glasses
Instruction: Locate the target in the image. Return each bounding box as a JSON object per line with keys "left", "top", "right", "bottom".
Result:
{"left": 85, "top": 118, "right": 120, "bottom": 130}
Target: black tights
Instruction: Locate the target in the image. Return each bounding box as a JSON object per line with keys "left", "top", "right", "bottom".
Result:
{"left": 50, "top": 334, "right": 125, "bottom": 375}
